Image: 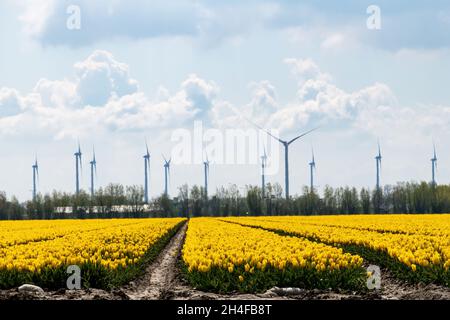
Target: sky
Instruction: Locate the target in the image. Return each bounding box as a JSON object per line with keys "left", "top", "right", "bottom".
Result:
{"left": 1, "top": 0, "right": 450, "bottom": 201}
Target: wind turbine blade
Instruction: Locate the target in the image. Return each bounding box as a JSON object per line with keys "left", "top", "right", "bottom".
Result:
{"left": 162, "top": 154, "right": 167, "bottom": 163}
{"left": 287, "top": 127, "right": 319, "bottom": 145}
{"left": 377, "top": 139, "right": 382, "bottom": 158}
{"left": 224, "top": 102, "right": 281, "bottom": 143}
{"left": 78, "top": 141, "right": 82, "bottom": 157}
{"left": 246, "top": 118, "right": 284, "bottom": 143}
{"left": 264, "top": 128, "right": 284, "bottom": 143}
{"left": 145, "top": 138, "right": 150, "bottom": 157}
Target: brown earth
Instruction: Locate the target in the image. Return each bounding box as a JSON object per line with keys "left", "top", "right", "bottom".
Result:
{"left": 1, "top": 222, "right": 449, "bottom": 300}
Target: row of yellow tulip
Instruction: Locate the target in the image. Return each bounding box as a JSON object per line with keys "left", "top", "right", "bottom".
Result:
{"left": 222, "top": 215, "right": 450, "bottom": 286}
{"left": 0, "top": 219, "right": 145, "bottom": 248}
{"left": 268, "top": 214, "right": 450, "bottom": 237}
{"left": 182, "top": 218, "right": 365, "bottom": 292}
{"left": 0, "top": 218, "right": 185, "bottom": 289}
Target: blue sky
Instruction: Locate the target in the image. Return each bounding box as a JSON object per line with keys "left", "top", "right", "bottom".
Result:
{"left": 1, "top": 0, "right": 450, "bottom": 201}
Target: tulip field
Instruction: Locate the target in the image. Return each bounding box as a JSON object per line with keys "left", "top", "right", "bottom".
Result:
{"left": 218, "top": 215, "right": 450, "bottom": 288}
{"left": 0, "top": 218, "right": 185, "bottom": 289}
{"left": 182, "top": 218, "right": 365, "bottom": 292}
{"left": 0, "top": 214, "right": 449, "bottom": 294}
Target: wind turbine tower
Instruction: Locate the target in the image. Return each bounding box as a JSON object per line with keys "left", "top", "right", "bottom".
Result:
{"left": 32, "top": 157, "right": 39, "bottom": 201}
{"left": 309, "top": 148, "right": 316, "bottom": 193}
{"left": 256, "top": 125, "right": 317, "bottom": 199}
{"left": 203, "top": 154, "right": 210, "bottom": 199}
{"left": 163, "top": 156, "right": 171, "bottom": 197}
{"left": 375, "top": 142, "right": 382, "bottom": 190}
{"left": 261, "top": 148, "right": 267, "bottom": 198}
{"left": 431, "top": 144, "right": 437, "bottom": 186}
{"left": 90, "top": 147, "right": 97, "bottom": 198}
{"left": 74, "top": 143, "right": 82, "bottom": 195}
{"left": 143, "top": 142, "right": 150, "bottom": 203}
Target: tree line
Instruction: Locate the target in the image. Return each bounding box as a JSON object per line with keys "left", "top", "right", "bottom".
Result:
{"left": 0, "top": 181, "right": 449, "bottom": 220}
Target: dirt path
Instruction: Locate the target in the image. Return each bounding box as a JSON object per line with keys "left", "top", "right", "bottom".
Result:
{"left": 120, "top": 222, "right": 188, "bottom": 299}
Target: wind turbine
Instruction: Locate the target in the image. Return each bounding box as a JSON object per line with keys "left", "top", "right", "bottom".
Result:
{"left": 163, "top": 155, "right": 171, "bottom": 197}
{"left": 90, "top": 147, "right": 97, "bottom": 198}
{"left": 203, "top": 153, "right": 210, "bottom": 199}
{"left": 431, "top": 144, "right": 437, "bottom": 186}
{"left": 309, "top": 148, "right": 316, "bottom": 193}
{"left": 32, "top": 156, "right": 39, "bottom": 201}
{"left": 143, "top": 141, "right": 150, "bottom": 203}
{"left": 261, "top": 147, "right": 267, "bottom": 198}
{"left": 74, "top": 142, "right": 82, "bottom": 195}
{"left": 253, "top": 124, "right": 318, "bottom": 199}
{"left": 375, "top": 141, "right": 382, "bottom": 190}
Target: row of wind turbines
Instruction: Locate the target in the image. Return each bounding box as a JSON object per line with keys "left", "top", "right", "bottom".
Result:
{"left": 31, "top": 142, "right": 183, "bottom": 203}
{"left": 30, "top": 128, "right": 440, "bottom": 202}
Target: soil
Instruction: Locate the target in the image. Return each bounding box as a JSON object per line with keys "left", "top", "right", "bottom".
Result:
{"left": 1, "top": 222, "right": 449, "bottom": 300}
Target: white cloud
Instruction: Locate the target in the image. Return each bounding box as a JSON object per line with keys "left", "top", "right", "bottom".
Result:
{"left": 74, "top": 50, "right": 139, "bottom": 106}
{"left": 246, "top": 81, "right": 278, "bottom": 120}
{"left": 264, "top": 59, "right": 398, "bottom": 134}
{"left": 0, "top": 52, "right": 447, "bottom": 153}
{"left": 0, "top": 88, "right": 24, "bottom": 116}
{"left": 284, "top": 58, "right": 332, "bottom": 83}
{"left": 180, "top": 74, "right": 219, "bottom": 119}
{"left": 18, "top": 0, "right": 56, "bottom": 38}
{"left": 33, "top": 78, "right": 78, "bottom": 108}
{"left": 0, "top": 51, "right": 221, "bottom": 139}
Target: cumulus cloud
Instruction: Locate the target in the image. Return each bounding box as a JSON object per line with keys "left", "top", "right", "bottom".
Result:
{"left": 74, "top": 50, "right": 139, "bottom": 106}
{"left": 284, "top": 58, "right": 332, "bottom": 84}
{"left": 0, "top": 88, "right": 24, "bottom": 117}
{"left": 0, "top": 52, "right": 448, "bottom": 149}
{"left": 241, "top": 58, "right": 449, "bottom": 149}
{"left": 33, "top": 78, "right": 78, "bottom": 108}
{"left": 264, "top": 58, "right": 399, "bottom": 134}
{"left": 0, "top": 50, "right": 220, "bottom": 138}
{"left": 180, "top": 74, "right": 219, "bottom": 118}
{"left": 246, "top": 81, "right": 278, "bottom": 120}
